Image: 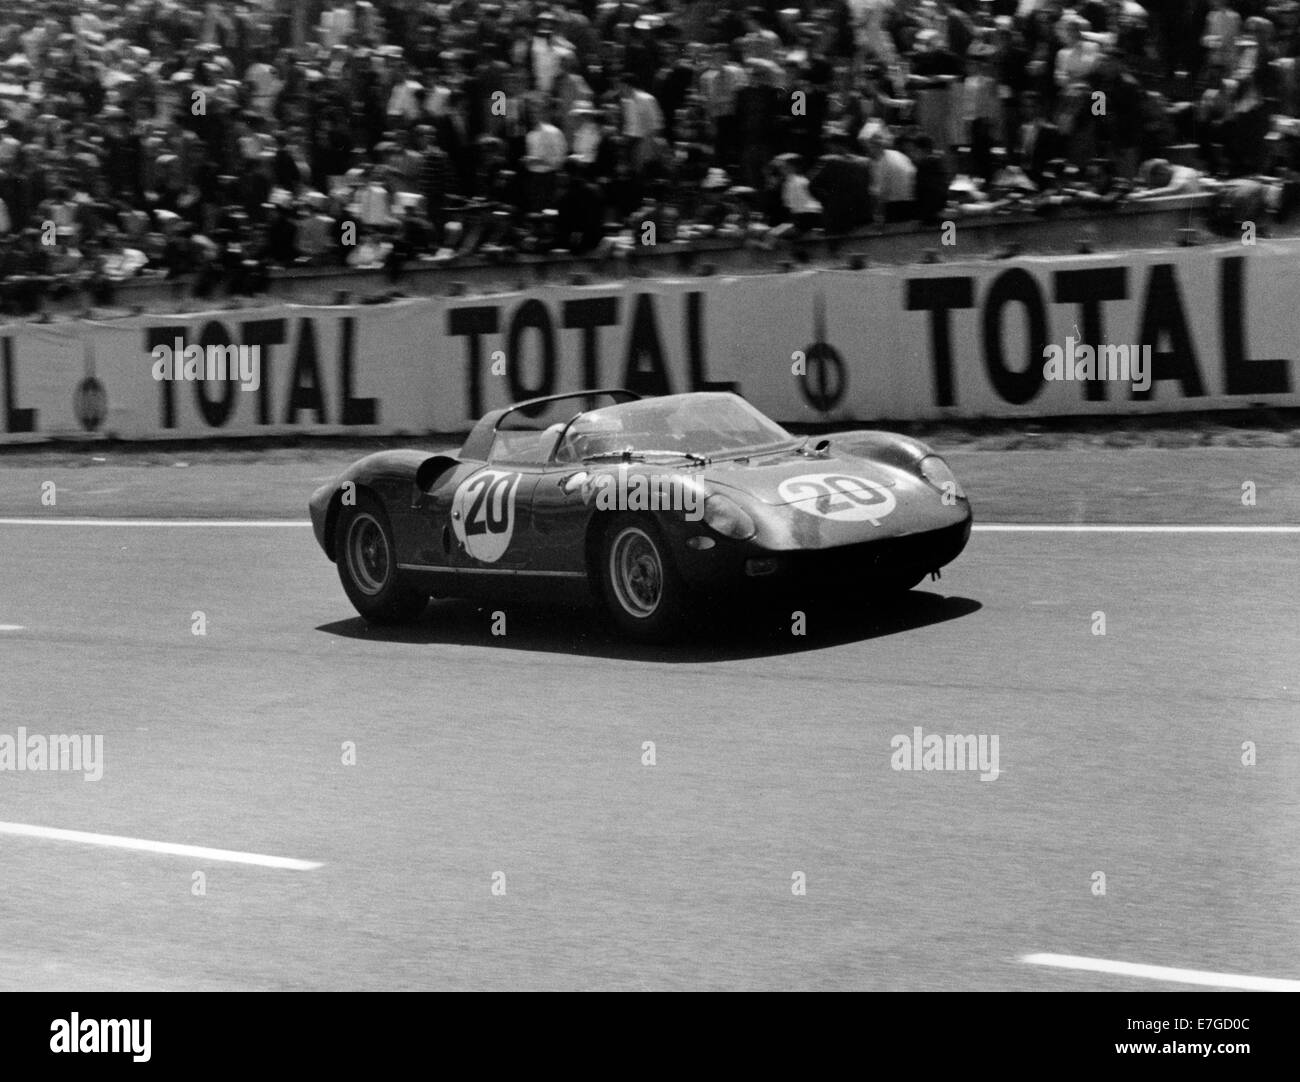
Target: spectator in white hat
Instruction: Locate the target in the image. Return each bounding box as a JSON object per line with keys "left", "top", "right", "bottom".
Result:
{"left": 525, "top": 11, "right": 574, "bottom": 96}
{"left": 859, "top": 119, "right": 917, "bottom": 223}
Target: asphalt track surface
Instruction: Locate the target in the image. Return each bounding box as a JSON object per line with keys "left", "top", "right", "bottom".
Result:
{"left": 0, "top": 449, "right": 1297, "bottom": 990}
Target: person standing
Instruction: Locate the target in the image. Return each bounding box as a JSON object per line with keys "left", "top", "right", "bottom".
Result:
{"left": 618, "top": 73, "right": 665, "bottom": 172}
{"left": 524, "top": 11, "right": 574, "bottom": 97}
{"left": 699, "top": 45, "right": 746, "bottom": 171}
{"left": 735, "top": 59, "right": 784, "bottom": 188}
{"left": 1202, "top": 0, "right": 1242, "bottom": 75}
{"left": 524, "top": 102, "right": 568, "bottom": 211}
{"left": 860, "top": 120, "right": 917, "bottom": 223}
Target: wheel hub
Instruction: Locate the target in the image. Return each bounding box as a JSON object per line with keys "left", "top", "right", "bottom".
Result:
{"left": 348, "top": 515, "right": 390, "bottom": 595}
{"left": 611, "top": 528, "right": 663, "bottom": 617}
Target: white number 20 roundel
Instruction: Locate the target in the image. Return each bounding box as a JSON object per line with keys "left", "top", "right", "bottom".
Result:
{"left": 452, "top": 469, "right": 521, "bottom": 563}
{"left": 777, "top": 473, "right": 896, "bottom": 526}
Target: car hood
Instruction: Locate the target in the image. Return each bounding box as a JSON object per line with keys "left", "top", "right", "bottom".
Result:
{"left": 701, "top": 447, "right": 911, "bottom": 505}
{"left": 698, "top": 443, "right": 967, "bottom": 549}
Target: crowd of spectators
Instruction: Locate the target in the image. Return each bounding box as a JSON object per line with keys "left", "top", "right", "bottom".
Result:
{"left": 2, "top": 0, "right": 1300, "bottom": 307}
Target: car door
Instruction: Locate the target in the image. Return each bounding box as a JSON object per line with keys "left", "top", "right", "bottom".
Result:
{"left": 447, "top": 463, "right": 543, "bottom": 572}
{"left": 527, "top": 461, "right": 596, "bottom": 575}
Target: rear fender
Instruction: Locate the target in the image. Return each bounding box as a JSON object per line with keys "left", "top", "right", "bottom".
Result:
{"left": 320, "top": 482, "right": 377, "bottom": 562}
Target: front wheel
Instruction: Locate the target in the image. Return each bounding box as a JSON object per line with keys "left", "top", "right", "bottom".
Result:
{"left": 599, "top": 516, "right": 687, "bottom": 642}
{"left": 335, "top": 494, "right": 427, "bottom": 623}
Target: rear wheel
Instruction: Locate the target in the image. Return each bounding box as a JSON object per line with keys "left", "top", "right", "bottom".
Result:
{"left": 599, "top": 516, "right": 687, "bottom": 642}
{"left": 335, "top": 493, "right": 427, "bottom": 623}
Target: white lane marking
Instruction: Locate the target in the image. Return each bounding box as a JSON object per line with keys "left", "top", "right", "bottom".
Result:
{"left": 0, "top": 518, "right": 310, "bottom": 527}
{"left": 0, "top": 625, "right": 23, "bottom": 631}
{"left": 1022, "top": 952, "right": 1300, "bottom": 991}
{"left": 977, "top": 524, "right": 1300, "bottom": 533}
{"left": 0, "top": 821, "right": 322, "bottom": 871}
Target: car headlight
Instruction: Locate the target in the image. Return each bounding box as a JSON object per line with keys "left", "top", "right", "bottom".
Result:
{"left": 702, "top": 492, "right": 757, "bottom": 540}
{"left": 920, "top": 455, "right": 965, "bottom": 500}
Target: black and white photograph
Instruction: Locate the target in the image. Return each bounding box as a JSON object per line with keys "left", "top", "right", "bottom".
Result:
{"left": 0, "top": 0, "right": 1295, "bottom": 1056}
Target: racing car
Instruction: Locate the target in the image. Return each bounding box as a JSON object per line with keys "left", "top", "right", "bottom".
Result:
{"left": 309, "top": 389, "right": 972, "bottom": 641}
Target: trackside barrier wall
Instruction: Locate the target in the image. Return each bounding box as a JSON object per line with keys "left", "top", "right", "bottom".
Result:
{"left": 2, "top": 238, "right": 1298, "bottom": 442}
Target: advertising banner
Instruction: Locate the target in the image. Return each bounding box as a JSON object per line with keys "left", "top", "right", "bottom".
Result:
{"left": 2, "top": 239, "right": 1297, "bottom": 443}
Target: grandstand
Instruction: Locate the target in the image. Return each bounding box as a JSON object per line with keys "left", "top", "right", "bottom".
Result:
{"left": 0, "top": 0, "right": 1298, "bottom": 311}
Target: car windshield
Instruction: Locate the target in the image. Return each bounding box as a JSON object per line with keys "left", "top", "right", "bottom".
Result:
{"left": 555, "top": 393, "right": 797, "bottom": 463}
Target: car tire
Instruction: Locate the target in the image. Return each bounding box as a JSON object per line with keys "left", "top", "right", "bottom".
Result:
{"left": 599, "top": 515, "right": 687, "bottom": 642}
{"left": 335, "top": 493, "right": 427, "bottom": 623}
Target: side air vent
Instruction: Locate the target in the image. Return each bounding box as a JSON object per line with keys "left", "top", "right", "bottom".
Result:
{"left": 416, "top": 455, "right": 461, "bottom": 493}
